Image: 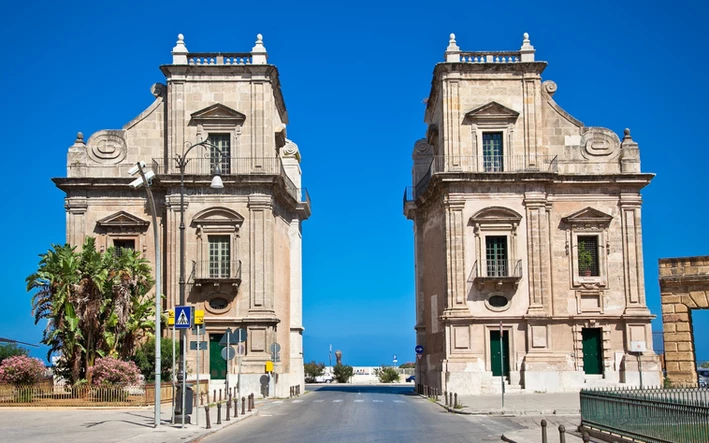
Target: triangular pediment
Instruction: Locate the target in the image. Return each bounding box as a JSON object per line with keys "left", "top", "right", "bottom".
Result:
{"left": 562, "top": 207, "right": 613, "bottom": 226}
{"left": 96, "top": 211, "right": 149, "bottom": 228}
{"left": 191, "top": 104, "right": 246, "bottom": 123}
{"left": 471, "top": 207, "right": 522, "bottom": 223}
{"left": 192, "top": 207, "right": 244, "bottom": 226}
{"left": 465, "top": 101, "right": 519, "bottom": 121}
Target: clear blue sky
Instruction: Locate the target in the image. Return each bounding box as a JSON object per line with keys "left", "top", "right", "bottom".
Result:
{"left": 2, "top": 0, "right": 708, "bottom": 366}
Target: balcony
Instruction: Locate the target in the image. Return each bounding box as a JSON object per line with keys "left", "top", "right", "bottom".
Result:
{"left": 404, "top": 154, "right": 558, "bottom": 202}
{"left": 192, "top": 259, "right": 242, "bottom": 287}
{"left": 469, "top": 259, "right": 523, "bottom": 291}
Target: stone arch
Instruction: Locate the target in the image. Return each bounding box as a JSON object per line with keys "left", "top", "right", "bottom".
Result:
{"left": 659, "top": 255, "right": 709, "bottom": 386}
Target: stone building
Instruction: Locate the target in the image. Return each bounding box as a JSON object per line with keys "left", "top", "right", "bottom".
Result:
{"left": 53, "top": 34, "right": 310, "bottom": 397}
{"left": 403, "top": 33, "right": 660, "bottom": 394}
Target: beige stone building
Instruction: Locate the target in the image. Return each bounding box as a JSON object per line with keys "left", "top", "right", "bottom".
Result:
{"left": 53, "top": 34, "right": 310, "bottom": 397}
{"left": 404, "top": 33, "right": 660, "bottom": 394}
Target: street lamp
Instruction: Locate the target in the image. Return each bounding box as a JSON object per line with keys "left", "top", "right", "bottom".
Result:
{"left": 174, "top": 140, "right": 225, "bottom": 426}
{"left": 127, "top": 161, "right": 162, "bottom": 428}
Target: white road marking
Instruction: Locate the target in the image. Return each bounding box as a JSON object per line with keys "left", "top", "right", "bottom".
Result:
{"left": 292, "top": 400, "right": 304, "bottom": 403}
{"left": 354, "top": 399, "right": 364, "bottom": 403}
{"left": 314, "top": 399, "right": 324, "bottom": 403}
{"left": 333, "top": 399, "right": 343, "bottom": 403}
{"left": 393, "top": 400, "right": 405, "bottom": 403}
{"left": 273, "top": 400, "right": 284, "bottom": 404}
{"left": 373, "top": 400, "right": 383, "bottom": 403}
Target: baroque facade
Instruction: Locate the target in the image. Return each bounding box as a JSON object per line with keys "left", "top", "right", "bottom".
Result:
{"left": 53, "top": 34, "right": 310, "bottom": 396}
{"left": 404, "top": 34, "right": 660, "bottom": 394}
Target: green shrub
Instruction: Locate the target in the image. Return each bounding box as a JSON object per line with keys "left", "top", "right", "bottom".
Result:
{"left": 304, "top": 361, "right": 325, "bottom": 383}
{"left": 332, "top": 364, "right": 353, "bottom": 383}
{"left": 375, "top": 366, "right": 400, "bottom": 383}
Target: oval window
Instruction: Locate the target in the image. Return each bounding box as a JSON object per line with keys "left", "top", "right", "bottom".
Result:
{"left": 488, "top": 295, "right": 508, "bottom": 308}
{"left": 209, "top": 297, "right": 229, "bottom": 310}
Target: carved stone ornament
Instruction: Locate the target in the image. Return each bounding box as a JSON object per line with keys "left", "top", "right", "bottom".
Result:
{"left": 281, "top": 139, "right": 300, "bottom": 158}
{"left": 543, "top": 80, "right": 557, "bottom": 97}
{"left": 413, "top": 138, "right": 432, "bottom": 159}
{"left": 580, "top": 127, "right": 620, "bottom": 158}
{"left": 87, "top": 130, "right": 127, "bottom": 164}
{"left": 151, "top": 83, "right": 166, "bottom": 98}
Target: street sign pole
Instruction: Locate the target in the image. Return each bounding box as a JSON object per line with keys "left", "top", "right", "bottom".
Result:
{"left": 500, "top": 322, "right": 505, "bottom": 410}
{"left": 226, "top": 328, "right": 230, "bottom": 398}
{"left": 195, "top": 323, "right": 200, "bottom": 426}
{"left": 171, "top": 323, "right": 176, "bottom": 424}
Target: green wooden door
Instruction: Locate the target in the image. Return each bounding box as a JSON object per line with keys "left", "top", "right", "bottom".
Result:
{"left": 209, "top": 333, "right": 226, "bottom": 379}
{"left": 490, "top": 330, "right": 510, "bottom": 377}
{"left": 582, "top": 328, "right": 603, "bottom": 375}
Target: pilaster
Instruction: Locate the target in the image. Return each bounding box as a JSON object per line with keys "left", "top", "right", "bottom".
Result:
{"left": 442, "top": 196, "right": 467, "bottom": 314}
{"left": 524, "top": 191, "right": 551, "bottom": 316}
{"left": 620, "top": 194, "right": 649, "bottom": 315}
{"left": 248, "top": 194, "right": 275, "bottom": 315}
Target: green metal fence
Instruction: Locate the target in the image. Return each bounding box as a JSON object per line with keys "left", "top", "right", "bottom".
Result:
{"left": 580, "top": 387, "right": 709, "bottom": 443}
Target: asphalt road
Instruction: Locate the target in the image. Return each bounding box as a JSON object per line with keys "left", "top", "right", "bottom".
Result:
{"left": 201, "top": 384, "right": 526, "bottom": 443}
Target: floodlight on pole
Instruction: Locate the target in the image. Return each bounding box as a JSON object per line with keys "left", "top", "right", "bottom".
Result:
{"left": 128, "top": 161, "right": 162, "bottom": 428}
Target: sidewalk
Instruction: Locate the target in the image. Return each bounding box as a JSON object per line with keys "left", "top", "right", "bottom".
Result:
{"left": 426, "top": 391, "right": 588, "bottom": 443}
{"left": 0, "top": 397, "right": 266, "bottom": 443}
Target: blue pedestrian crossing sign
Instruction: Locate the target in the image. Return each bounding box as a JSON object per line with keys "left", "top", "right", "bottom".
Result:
{"left": 174, "top": 306, "right": 192, "bottom": 329}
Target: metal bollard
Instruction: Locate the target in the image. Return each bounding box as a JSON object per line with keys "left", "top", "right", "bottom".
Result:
{"left": 205, "top": 405, "right": 211, "bottom": 429}
{"left": 219, "top": 388, "right": 222, "bottom": 402}
{"left": 454, "top": 393, "right": 458, "bottom": 408}
{"left": 226, "top": 395, "right": 231, "bottom": 421}
{"left": 559, "top": 425, "right": 566, "bottom": 443}
{"left": 444, "top": 391, "right": 448, "bottom": 406}
{"left": 234, "top": 397, "right": 239, "bottom": 416}
{"left": 200, "top": 392, "right": 204, "bottom": 406}
{"left": 249, "top": 393, "right": 253, "bottom": 411}
{"left": 216, "top": 402, "right": 222, "bottom": 424}
{"left": 213, "top": 389, "right": 216, "bottom": 403}
{"left": 582, "top": 431, "right": 590, "bottom": 442}
{"left": 541, "top": 419, "right": 547, "bottom": 443}
{"left": 242, "top": 396, "right": 246, "bottom": 415}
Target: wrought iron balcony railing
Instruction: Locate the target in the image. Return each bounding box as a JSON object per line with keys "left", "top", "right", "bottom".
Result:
{"left": 192, "top": 259, "right": 242, "bottom": 285}
{"left": 152, "top": 157, "right": 281, "bottom": 176}
{"left": 469, "top": 259, "right": 523, "bottom": 290}
{"left": 404, "top": 154, "right": 558, "bottom": 202}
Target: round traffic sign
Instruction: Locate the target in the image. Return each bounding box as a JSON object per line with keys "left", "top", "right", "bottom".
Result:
{"left": 236, "top": 343, "right": 246, "bottom": 356}
{"left": 270, "top": 342, "right": 281, "bottom": 353}
{"left": 221, "top": 346, "right": 236, "bottom": 361}
{"left": 415, "top": 345, "right": 424, "bottom": 354}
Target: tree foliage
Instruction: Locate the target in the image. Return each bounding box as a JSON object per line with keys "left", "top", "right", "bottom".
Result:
{"left": 27, "top": 237, "right": 156, "bottom": 385}
{"left": 375, "top": 366, "right": 400, "bottom": 383}
{"left": 89, "top": 357, "right": 141, "bottom": 385}
{"left": 333, "top": 363, "right": 353, "bottom": 383}
{"left": 398, "top": 362, "right": 415, "bottom": 369}
{"left": 0, "top": 343, "right": 30, "bottom": 365}
{"left": 303, "top": 361, "right": 325, "bottom": 383}
{"left": 131, "top": 336, "right": 175, "bottom": 382}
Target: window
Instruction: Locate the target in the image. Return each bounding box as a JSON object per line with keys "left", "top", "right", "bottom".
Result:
{"left": 483, "top": 132, "right": 503, "bottom": 172}
{"left": 208, "top": 133, "right": 231, "bottom": 175}
{"left": 113, "top": 239, "right": 135, "bottom": 256}
{"left": 208, "top": 235, "right": 230, "bottom": 278}
{"left": 486, "top": 236, "right": 508, "bottom": 277}
{"left": 577, "top": 236, "right": 600, "bottom": 277}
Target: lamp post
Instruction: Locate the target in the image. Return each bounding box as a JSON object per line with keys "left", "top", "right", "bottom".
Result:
{"left": 128, "top": 161, "right": 161, "bottom": 428}
{"left": 174, "top": 140, "right": 225, "bottom": 426}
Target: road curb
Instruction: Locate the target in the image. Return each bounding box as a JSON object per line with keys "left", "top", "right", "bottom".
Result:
{"left": 188, "top": 408, "right": 259, "bottom": 443}
{"left": 418, "top": 394, "right": 579, "bottom": 417}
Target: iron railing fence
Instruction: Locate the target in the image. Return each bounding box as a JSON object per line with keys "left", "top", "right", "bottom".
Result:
{"left": 430, "top": 154, "right": 558, "bottom": 174}
{"left": 403, "top": 155, "right": 557, "bottom": 202}
{"left": 192, "top": 259, "right": 242, "bottom": 281}
{"left": 469, "top": 259, "right": 523, "bottom": 280}
{"left": 0, "top": 381, "right": 207, "bottom": 407}
{"left": 152, "top": 157, "right": 281, "bottom": 176}
{"left": 580, "top": 386, "right": 709, "bottom": 443}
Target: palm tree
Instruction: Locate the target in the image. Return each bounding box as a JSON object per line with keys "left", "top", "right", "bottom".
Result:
{"left": 27, "top": 237, "right": 155, "bottom": 384}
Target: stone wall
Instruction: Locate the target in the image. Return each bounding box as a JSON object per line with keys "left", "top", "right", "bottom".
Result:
{"left": 659, "top": 256, "right": 709, "bottom": 386}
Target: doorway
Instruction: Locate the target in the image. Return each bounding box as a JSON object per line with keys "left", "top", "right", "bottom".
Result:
{"left": 209, "top": 333, "right": 226, "bottom": 379}
{"left": 490, "top": 330, "right": 510, "bottom": 377}
{"left": 582, "top": 328, "right": 603, "bottom": 375}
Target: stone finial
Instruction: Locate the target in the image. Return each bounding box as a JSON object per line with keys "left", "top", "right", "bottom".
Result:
{"left": 251, "top": 33, "right": 268, "bottom": 65}
{"left": 75, "top": 132, "right": 85, "bottom": 144}
{"left": 445, "top": 33, "right": 461, "bottom": 62}
{"left": 620, "top": 127, "right": 640, "bottom": 173}
{"left": 172, "top": 33, "right": 189, "bottom": 65}
{"left": 520, "top": 32, "right": 535, "bottom": 62}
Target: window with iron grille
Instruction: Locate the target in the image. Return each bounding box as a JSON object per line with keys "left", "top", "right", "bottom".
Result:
{"left": 207, "top": 133, "right": 231, "bottom": 175}
{"left": 208, "top": 235, "right": 230, "bottom": 278}
{"left": 483, "top": 132, "right": 503, "bottom": 172}
{"left": 113, "top": 239, "right": 135, "bottom": 257}
{"left": 486, "top": 236, "right": 508, "bottom": 277}
{"left": 577, "top": 236, "right": 599, "bottom": 277}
